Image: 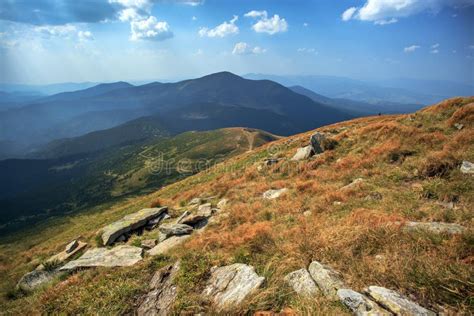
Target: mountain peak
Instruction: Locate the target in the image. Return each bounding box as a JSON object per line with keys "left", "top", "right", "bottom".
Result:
{"left": 198, "top": 71, "right": 243, "bottom": 81}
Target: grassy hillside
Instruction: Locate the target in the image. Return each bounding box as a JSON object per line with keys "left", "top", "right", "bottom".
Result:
{"left": 0, "top": 97, "right": 472, "bottom": 314}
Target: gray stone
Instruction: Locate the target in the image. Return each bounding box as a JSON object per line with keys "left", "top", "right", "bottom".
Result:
{"left": 460, "top": 161, "right": 474, "bottom": 174}
{"left": 197, "top": 203, "right": 213, "bottom": 216}
{"left": 341, "top": 178, "right": 364, "bottom": 190}
{"left": 175, "top": 210, "right": 190, "bottom": 224}
{"left": 59, "top": 245, "right": 143, "bottom": 271}
{"left": 291, "top": 145, "right": 314, "bottom": 161}
{"left": 148, "top": 235, "right": 191, "bottom": 256}
{"left": 263, "top": 188, "right": 288, "bottom": 199}
{"left": 404, "top": 221, "right": 466, "bottom": 235}
{"left": 454, "top": 123, "right": 464, "bottom": 130}
{"left": 365, "top": 286, "right": 435, "bottom": 316}
{"left": 65, "top": 240, "right": 79, "bottom": 253}
{"left": 158, "top": 223, "right": 193, "bottom": 238}
{"left": 37, "top": 241, "right": 87, "bottom": 270}
{"left": 101, "top": 207, "right": 168, "bottom": 246}
{"left": 137, "top": 261, "right": 180, "bottom": 316}
{"left": 202, "top": 263, "right": 264, "bottom": 310}
{"left": 310, "top": 132, "right": 327, "bottom": 154}
{"left": 303, "top": 211, "right": 312, "bottom": 217}
{"left": 217, "top": 198, "right": 228, "bottom": 209}
{"left": 308, "top": 261, "right": 346, "bottom": 300}
{"left": 284, "top": 268, "right": 319, "bottom": 297}
{"left": 337, "top": 289, "right": 390, "bottom": 316}
{"left": 365, "top": 192, "right": 383, "bottom": 201}
{"left": 17, "top": 270, "right": 60, "bottom": 292}
{"left": 141, "top": 239, "right": 158, "bottom": 249}
{"left": 188, "top": 197, "right": 203, "bottom": 205}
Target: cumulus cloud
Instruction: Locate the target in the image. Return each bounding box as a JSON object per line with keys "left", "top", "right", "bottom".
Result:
{"left": 342, "top": 0, "right": 474, "bottom": 25}
{"left": 130, "top": 16, "right": 173, "bottom": 41}
{"left": 244, "top": 10, "right": 288, "bottom": 35}
{"left": 198, "top": 15, "right": 239, "bottom": 38}
{"left": 35, "top": 24, "right": 78, "bottom": 38}
{"left": 78, "top": 31, "right": 94, "bottom": 41}
{"left": 404, "top": 45, "right": 420, "bottom": 52}
{"left": 232, "top": 42, "right": 266, "bottom": 55}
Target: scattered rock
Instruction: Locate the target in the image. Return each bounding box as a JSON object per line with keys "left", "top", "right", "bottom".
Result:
{"left": 263, "top": 158, "right": 281, "bottom": 166}
{"left": 188, "top": 198, "right": 203, "bottom": 206}
{"left": 365, "top": 286, "right": 435, "bottom": 316}
{"left": 60, "top": 245, "right": 143, "bottom": 271}
{"left": 158, "top": 223, "right": 193, "bottom": 238}
{"left": 375, "top": 255, "right": 385, "bottom": 261}
{"left": 460, "top": 161, "right": 474, "bottom": 174}
{"left": 284, "top": 268, "right": 319, "bottom": 297}
{"left": 141, "top": 239, "right": 158, "bottom": 249}
{"left": 17, "top": 270, "right": 60, "bottom": 292}
{"left": 148, "top": 235, "right": 190, "bottom": 256}
{"left": 337, "top": 289, "right": 390, "bottom": 316}
{"left": 37, "top": 241, "right": 88, "bottom": 270}
{"left": 341, "top": 178, "right": 364, "bottom": 190}
{"left": 197, "top": 203, "right": 214, "bottom": 217}
{"left": 65, "top": 240, "right": 79, "bottom": 253}
{"left": 291, "top": 145, "right": 314, "bottom": 161}
{"left": 101, "top": 207, "right": 168, "bottom": 246}
{"left": 308, "top": 261, "right": 346, "bottom": 300}
{"left": 333, "top": 201, "right": 343, "bottom": 206}
{"left": 263, "top": 188, "right": 288, "bottom": 200}
{"left": 303, "top": 211, "right": 312, "bottom": 217}
{"left": 202, "top": 263, "right": 265, "bottom": 310}
{"left": 310, "top": 132, "right": 327, "bottom": 154}
{"left": 454, "top": 123, "right": 464, "bottom": 130}
{"left": 146, "top": 212, "right": 168, "bottom": 229}
{"left": 404, "top": 221, "right": 466, "bottom": 235}
{"left": 175, "top": 210, "right": 190, "bottom": 224}
{"left": 180, "top": 213, "right": 208, "bottom": 226}
{"left": 364, "top": 192, "right": 383, "bottom": 201}
{"left": 217, "top": 198, "right": 228, "bottom": 209}
{"left": 137, "top": 261, "right": 180, "bottom": 316}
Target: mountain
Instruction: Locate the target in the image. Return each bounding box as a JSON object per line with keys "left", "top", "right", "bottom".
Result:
{"left": 289, "top": 85, "right": 423, "bottom": 115}
{"left": 1, "top": 97, "right": 471, "bottom": 314}
{"left": 39, "top": 82, "right": 134, "bottom": 102}
{"left": 0, "top": 90, "right": 44, "bottom": 111}
{"left": 0, "top": 82, "right": 99, "bottom": 95}
{"left": 0, "top": 127, "right": 278, "bottom": 234}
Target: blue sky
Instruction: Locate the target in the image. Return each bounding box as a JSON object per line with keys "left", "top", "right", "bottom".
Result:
{"left": 0, "top": 0, "right": 473, "bottom": 84}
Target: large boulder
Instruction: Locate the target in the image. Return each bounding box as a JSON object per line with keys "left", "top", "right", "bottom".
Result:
{"left": 291, "top": 146, "right": 314, "bottom": 161}
{"left": 17, "top": 270, "right": 60, "bottom": 292}
{"left": 148, "top": 235, "right": 190, "bottom": 256}
{"left": 101, "top": 207, "right": 168, "bottom": 246}
{"left": 308, "top": 261, "right": 346, "bottom": 300}
{"left": 460, "top": 161, "right": 474, "bottom": 174}
{"left": 158, "top": 223, "right": 193, "bottom": 238}
{"left": 263, "top": 188, "right": 288, "bottom": 200}
{"left": 404, "top": 221, "right": 466, "bottom": 235}
{"left": 365, "top": 286, "right": 435, "bottom": 316}
{"left": 137, "top": 261, "right": 180, "bottom": 316}
{"left": 284, "top": 268, "right": 319, "bottom": 297}
{"left": 202, "top": 263, "right": 265, "bottom": 310}
{"left": 337, "top": 289, "right": 390, "bottom": 316}
{"left": 59, "top": 245, "right": 143, "bottom": 271}
{"left": 310, "top": 132, "right": 327, "bottom": 154}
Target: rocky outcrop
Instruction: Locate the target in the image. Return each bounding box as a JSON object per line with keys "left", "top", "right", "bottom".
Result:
{"left": 337, "top": 289, "right": 390, "bottom": 316}
{"left": 101, "top": 207, "right": 168, "bottom": 246}
{"left": 148, "top": 235, "right": 190, "bottom": 256}
{"left": 284, "top": 268, "right": 319, "bottom": 297}
{"left": 404, "top": 221, "right": 466, "bottom": 235}
{"left": 16, "top": 270, "right": 60, "bottom": 292}
{"left": 460, "top": 160, "right": 474, "bottom": 174}
{"left": 65, "top": 240, "right": 79, "bottom": 253}
{"left": 141, "top": 239, "right": 158, "bottom": 249}
{"left": 37, "top": 240, "right": 87, "bottom": 270}
{"left": 158, "top": 223, "right": 193, "bottom": 238}
{"left": 308, "top": 261, "right": 346, "bottom": 300}
{"left": 291, "top": 146, "right": 314, "bottom": 161}
{"left": 137, "top": 261, "right": 180, "bottom": 316}
{"left": 365, "top": 286, "right": 435, "bottom": 316}
{"left": 202, "top": 263, "right": 265, "bottom": 310}
{"left": 263, "top": 188, "right": 288, "bottom": 199}
{"left": 60, "top": 245, "right": 143, "bottom": 270}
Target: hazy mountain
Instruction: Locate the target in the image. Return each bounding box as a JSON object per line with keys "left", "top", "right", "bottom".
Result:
{"left": 0, "top": 82, "right": 99, "bottom": 95}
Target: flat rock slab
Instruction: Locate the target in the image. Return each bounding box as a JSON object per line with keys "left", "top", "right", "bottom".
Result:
{"left": 101, "top": 207, "right": 167, "bottom": 246}
{"left": 137, "top": 261, "right": 180, "bottom": 316}
{"left": 159, "top": 223, "right": 193, "bottom": 238}
{"left": 291, "top": 145, "right": 314, "bottom": 161}
{"left": 460, "top": 160, "right": 474, "bottom": 174}
{"left": 365, "top": 286, "right": 435, "bottom": 316}
{"left": 202, "top": 263, "right": 264, "bottom": 310}
{"left": 148, "top": 235, "right": 190, "bottom": 256}
{"left": 308, "top": 261, "right": 346, "bottom": 300}
{"left": 404, "top": 221, "right": 466, "bottom": 235}
{"left": 337, "top": 289, "right": 391, "bottom": 316}
{"left": 59, "top": 245, "right": 143, "bottom": 271}
{"left": 284, "top": 268, "right": 319, "bottom": 297}
{"left": 17, "top": 270, "right": 60, "bottom": 292}
{"left": 263, "top": 188, "right": 288, "bottom": 199}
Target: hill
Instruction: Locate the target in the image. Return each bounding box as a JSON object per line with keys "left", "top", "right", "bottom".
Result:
{"left": 0, "top": 97, "right": 472, "bottom": 314}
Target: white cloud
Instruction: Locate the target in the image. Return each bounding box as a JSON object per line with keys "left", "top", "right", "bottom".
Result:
{"left": 130, "top": 16, "right": 173, "bottom": 41}
{"left": 303, "top": 22, "right": 309, "bottom": 27}
{"left": 244, "top": 10, "right": 288, "bottom": 35}
{"left": 404, "top": 45, "right": 420, "bottom": 52}
{"left": 297, "top": 47, "right": 318, "bottom": 54}
{"left": 118, "top": 8, "right": 145, "bottom": 21}
{"left": 78, "top": 31, "right": 94, "bottom": 41}
{"left": 232, "top": 42, "right": 266, "bottom": 55}
{"left": 192, "top": 16, "right": 197, "bottom": 21}
{"left": 431, "top": 43, "right": 440, "bottom": 49}
{"left": 342, "top": 0, "right": 474, "bottom": 25}
{"left": 430, "top": 43, "right": 440, "bottom": 53}
{"left": 180, "top": 0, "right": 204, "bottom": 6}
{"left": 374, "top": 18, "right": 398, "bottom": 25}
{"left": 35, "top": 24, "right": 77, "bottom": 38}
{"left": 198, "top": 15, "right": 239, "bottom": 38}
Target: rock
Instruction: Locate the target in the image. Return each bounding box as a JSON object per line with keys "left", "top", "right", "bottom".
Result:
{"left": 365, "top": 286, "right": 435, "bottom": 316}
{"left": 310, "top": 132, "right": 327, "bottom": 154}
{"left": 436, "top": 201, "right": 454, "bottom": 209}
{"left": 284, "top": 268, "right": 319, "bottom": 297}
{"left": 39, "top": 241, "right": 87, "bottom": 269}
{"left": 101, "top": 207, "right": 168, "bottom": 246}
{"left": 180, "top": 213, "right": 208, "bottom": 226}
{"left": 188, "top": 197, "right": 203, "bottom": 206}
{"left": 65, "top": 240, "right": 79, "bottom": 253}
{"left": 333, "top": 201, "right": 343, "bottom": 206}
{"left": 202, "top": 263, "right": 264, "bottom": 310}
{"left": 175, "top": 210, "right": 190, "bottom": 224}
{"left": 291, "top": 145, "right": 314, "bottom": 161}
{"left": 137, "top": 261, "right": 180, "bottom": 316}
{"left": 303, "top": 211, "right": 312, "bottom": 217}
{"left": 141, "top": 239, "right": 157, "bottom": 249}
{"left": 364, "top": 192, "right": 383, "bottom": 201}
{"left": 158, "top": 223, "right": 193, "bottom": 238}
{"left": 158, "top": 232, "right": 168, "bottom": 243}
{"left": 17, "top": 270, "right": 60, "bottom": 292}
{"left": 148, "top": 235, "right": 190, "bottom": 256}
{"left": 147, "top": 212, "right": 168, "bottom": 228}
{"left": 263, "top": 158, "right": 281, "bottom": 166}
{"left": 454, "top": 123, "right": 464, "bottom": 130}
{"left": 263, "top": 188, "right": 288, "bottom": 200}
{"left": 59, "top": 245, "right": 143, "bottom": 271}
{"left": 308, "top": 261, "right": 346, "bottom": 300}
{"left": 460, "top": 160, "right": 474, "bottom": 174}
{"left": 337, "top": 289, "right": 390, "bottom": 316}
{"left": 116, "top": 235, "right": 127, "bottom": 242}
{"left": 217, "top": 198, "right": 228, "bottom": 209}
{"left": 197, "top": 203, "right": 214, "bottom": 216}
{"left": 341, "top": 178, "right": 364, "bottom": 190}
{"left": 404, "top": 221, "right": 466, "bottom": 235}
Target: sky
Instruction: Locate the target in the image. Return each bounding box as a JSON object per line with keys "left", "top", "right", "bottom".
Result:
{"left": 0, "top": 0, "right": 473, "bottom": 85}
